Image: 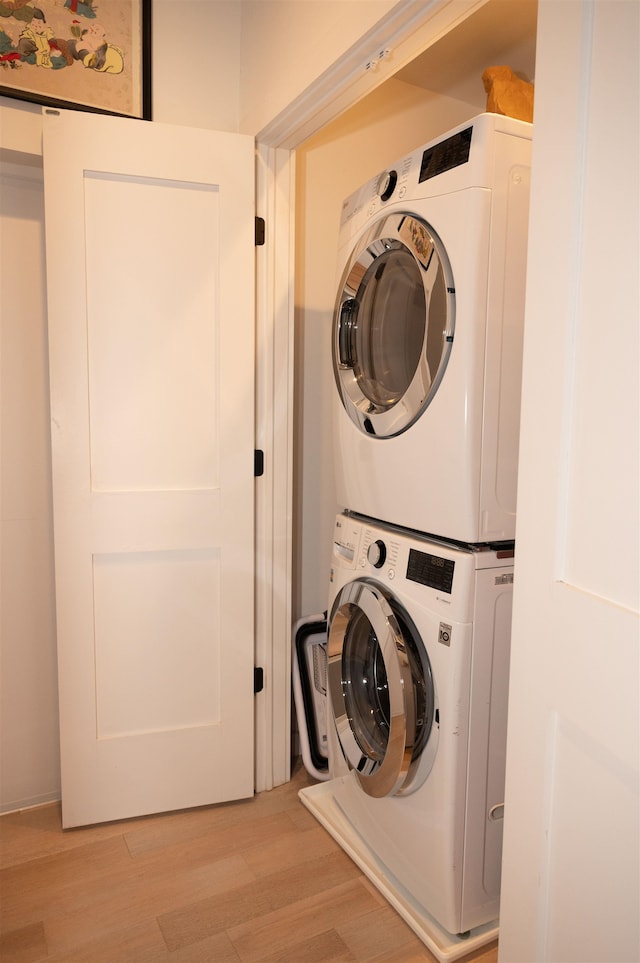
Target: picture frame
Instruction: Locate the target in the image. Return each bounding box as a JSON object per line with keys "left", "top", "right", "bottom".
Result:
{"left": 0, "top": 0, "right": 151, "bottom": 120}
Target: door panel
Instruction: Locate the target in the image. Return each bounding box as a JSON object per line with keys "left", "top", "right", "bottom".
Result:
{"left": 83, "top": 171, "right": 221, "bottom": 493}
{"left": 42, "top": 110, "right": 256, "bottom": 828}
{"left": 498, "top": 2, "right": 639, "bottom": 960}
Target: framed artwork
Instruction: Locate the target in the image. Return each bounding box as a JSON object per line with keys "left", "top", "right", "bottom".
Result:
{"left": 0, "top": 0, "right": 151, "bottom": 120}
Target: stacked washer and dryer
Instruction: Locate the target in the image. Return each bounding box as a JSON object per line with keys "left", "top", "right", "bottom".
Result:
{"left": 299, "top": 113, "right": 533, "bottom": 960}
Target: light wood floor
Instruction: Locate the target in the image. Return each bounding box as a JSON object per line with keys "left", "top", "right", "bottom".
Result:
{"left": 0, "top": 762, "right": 498, "bottom": 963}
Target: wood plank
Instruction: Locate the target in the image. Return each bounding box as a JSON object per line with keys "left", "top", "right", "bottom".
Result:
{"left": 227, "top": 879, "right": 381, "bottom": 963}
{"left": 0, "top": 921, "right": 47, "bottom": 963}
{"left": 0, "top": 764, "right": 502, "bottom": 962}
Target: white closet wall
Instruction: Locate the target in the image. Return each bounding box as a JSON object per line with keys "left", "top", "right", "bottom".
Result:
{"left": 0, "top": 160, "right": 59, "bottom": 811}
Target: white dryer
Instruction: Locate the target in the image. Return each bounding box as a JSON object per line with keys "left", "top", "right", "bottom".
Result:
{"left": 300, "top": 513, "right": 515, "bottom": 960}
{"left": 332, "top": 113, "right": 532, "bottom": 543}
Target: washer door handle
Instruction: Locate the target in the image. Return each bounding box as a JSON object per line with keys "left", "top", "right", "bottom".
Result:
{"left": 328, "top": 579, "right": 412, "bottom": 798}
{"left": 337, "top": 298, "right": 358, "bottom": 368}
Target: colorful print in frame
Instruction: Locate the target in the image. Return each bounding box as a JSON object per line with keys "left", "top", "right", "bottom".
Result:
{"left": 0, "top": 0, "right": 150, "bottom": 119}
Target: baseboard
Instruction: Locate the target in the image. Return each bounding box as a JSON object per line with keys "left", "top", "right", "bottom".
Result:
{"left": 0, "top": 791, "right": 61, "bottom": 816}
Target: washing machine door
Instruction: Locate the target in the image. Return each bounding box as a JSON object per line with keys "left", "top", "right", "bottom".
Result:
{"left": 328, "top": 578, "right": 437, "bottom": 798}
{"left": 333, "top": 212, "right": 455, "bottom": 438}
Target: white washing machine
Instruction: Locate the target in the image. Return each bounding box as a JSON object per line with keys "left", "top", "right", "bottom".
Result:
{"left": 300, "top": 513, "right": 515, "bottom": 961}
{"left": 332, "top": 113, "right": 532, "bottom": 544}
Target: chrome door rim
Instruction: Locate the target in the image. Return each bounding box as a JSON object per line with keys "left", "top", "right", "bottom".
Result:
{"left": 333, "top": 211, "right": 455, "bottom": 438}
{"left": 328, "top": 578, "right": 429, "bottom": 797}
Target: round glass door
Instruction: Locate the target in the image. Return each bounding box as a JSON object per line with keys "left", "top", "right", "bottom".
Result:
{"left": 333, "top": 212, "right": 455, "bottom": 437}
{"left": 328, "top": 578, "right": 437, "bottom": 798}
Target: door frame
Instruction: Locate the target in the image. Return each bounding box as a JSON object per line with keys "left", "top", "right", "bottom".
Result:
{"left": 254, "top": 0, "right": 491, "bottom": 790}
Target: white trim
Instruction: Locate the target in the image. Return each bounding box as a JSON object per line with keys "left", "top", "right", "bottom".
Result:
{"left": 254, "top": 144, "right": 296, "bottom": 791}
{"left": 257, "top": 0, "right": 487, "bottom": 150}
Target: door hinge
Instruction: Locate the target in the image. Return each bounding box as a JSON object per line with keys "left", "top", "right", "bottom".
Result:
{"left": 255, "top": 216, "right": 265, "bottom": 246}
{"left": 254, "top": 449, "right": 264, "bottom": 477}
{"left": 254, "top": 667, "right": 264, "bottom": 693}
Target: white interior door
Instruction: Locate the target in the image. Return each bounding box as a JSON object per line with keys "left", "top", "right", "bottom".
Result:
{"left": 43, "top": 109, "right": 256, "bottom": 828}
{"left": 499, "top": 2, "right": 639, "bottom": 960}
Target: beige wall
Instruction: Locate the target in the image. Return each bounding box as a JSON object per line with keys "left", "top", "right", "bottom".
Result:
{"left": 1, "top": 1, "right": 400, "bottom": 138}
{"left": 153, "top": 0, "right": 402, "bottom": 135}
{"left": 152, "top": 0, "right": 242, "bottom": 131}
{"left": 239, "top": 0, "right": 398, "bottom": 135}
{"left": 1, "top": 160, "right": 60, "bottom": 811}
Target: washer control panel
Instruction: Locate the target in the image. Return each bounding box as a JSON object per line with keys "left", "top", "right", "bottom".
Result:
{"left": 367, "top": 539, "right": 387, "bottom": 568}
{"left": 407, "top": 548, "right": 455, "bottom": 594}
{"left": 332, "top": 514, "right": 513, "bottom": 629}
{"left": 360, "top": 526, "right": 400, "bottom": 579}
{"left": 332, "top": 516, "right": 362, "bottom": 570}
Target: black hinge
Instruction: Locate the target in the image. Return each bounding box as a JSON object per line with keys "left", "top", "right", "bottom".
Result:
{"left": 254, "top": 449, "right": 264, "bottom": 477}
{"left": 254, "top": 667, "right": 264, "bottom": 693}
{"left": 255, "top": 216, "right": 265, "bottom": 246}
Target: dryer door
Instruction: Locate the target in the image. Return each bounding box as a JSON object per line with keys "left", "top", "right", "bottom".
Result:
{"left": 333, "top": 212, "right": 455, "bottom": 438}
{"left": 328, "top": 578, "right": 438, "bottom": 797}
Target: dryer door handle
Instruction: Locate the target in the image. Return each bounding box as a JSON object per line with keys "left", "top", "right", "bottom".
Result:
{"left": 337, "top": 298, "right": 358, "bottom": 368}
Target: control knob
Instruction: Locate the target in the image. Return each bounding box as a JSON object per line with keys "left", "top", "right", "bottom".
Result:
{"left": 377, "top": 170, "right": 398, "bottom": 202}
{"left": 367, "top": 539, "right": 387, "bottom": 569}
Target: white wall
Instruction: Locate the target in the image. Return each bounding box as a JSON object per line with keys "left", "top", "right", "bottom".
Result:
{"left": 293, "top": 77, "right": 481, "bottom": 618}
{"left": 1, "top": 160, "right": 60, "bottom": 812}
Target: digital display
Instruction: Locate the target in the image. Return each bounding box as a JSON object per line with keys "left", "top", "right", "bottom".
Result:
{"left": 419, "top": 127, "right": 473, "bottom": 183}
{"left": 407, "top": 548, "right": 455, "bottom": 594}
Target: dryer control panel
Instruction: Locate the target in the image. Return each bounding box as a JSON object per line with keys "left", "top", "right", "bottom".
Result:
{"left": 419, "top": 126, "right": 472, "bottom": 183}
